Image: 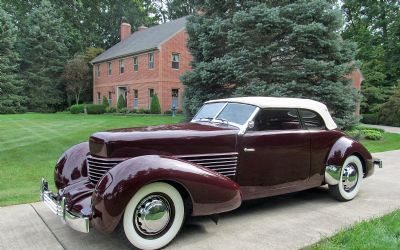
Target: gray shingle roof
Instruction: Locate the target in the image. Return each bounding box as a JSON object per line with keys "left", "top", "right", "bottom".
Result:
{"left": 91, "top": 16, "right": 188, "bottom": 64}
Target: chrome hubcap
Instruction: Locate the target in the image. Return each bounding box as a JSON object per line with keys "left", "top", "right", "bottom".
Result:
{"left": 342, "top": 163, "right": 358, "bottom": 192}
{"left": 134, "top": 194, "right": 171, "bottom": 236}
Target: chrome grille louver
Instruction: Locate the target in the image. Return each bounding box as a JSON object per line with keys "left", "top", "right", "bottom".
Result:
{"left": 176, "top": 152, "right": 238, "bottom": 177}
{"left": 87, "top": 156, "right": 123, "bottom": 184}
{"left": 87, "top": 152, "right": 238, "bottom": 185}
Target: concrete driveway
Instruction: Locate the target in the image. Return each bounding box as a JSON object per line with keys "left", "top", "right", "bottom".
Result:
{"left": 1, "top": 150, "right": 399, "bottom": 250}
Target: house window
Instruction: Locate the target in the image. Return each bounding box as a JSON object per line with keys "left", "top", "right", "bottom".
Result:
{"left": 119, "top": 59, "right": 125, "bottom": 74}
{"left": 171, "top": 89, "right": 179, "bottom": 108}
{"left": 133, "top": 56, "right": 138, "bottom": 71}
{"left": 97, "top": 92, "right": 101, "bottom": 104}
{"left": 148, "top": 88, "right": 154, "bottom": 109}
{"left": 107, "top": 62, "right": 112, "bottom": 75}
{"left": 148, "top": 53, "right": 154, "bottom": 69}
{"left": 108, "top": 91, "right": 112, "bottom": 105}
{"left": 172, "top": 53, "right": 180, "bottom": 69}
{"left": 97, "top": 64, "right": 100, "bottom": 78}
{"left": 133, "top": 89, "right": 139, "bottom": 109}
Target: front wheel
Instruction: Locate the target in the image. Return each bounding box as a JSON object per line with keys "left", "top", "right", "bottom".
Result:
{"left": 329, "top": 155, "right": 363, "bottom": 201}
{"left": 123, "top": 182, "right": 185, "bottom": 250}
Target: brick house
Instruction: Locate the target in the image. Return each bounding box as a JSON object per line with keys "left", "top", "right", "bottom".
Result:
{"left": 91, "top": 17, "right": 191, "bottom": 112}
{"left": 91, "top": 16, "right": 363, "bottom": 115}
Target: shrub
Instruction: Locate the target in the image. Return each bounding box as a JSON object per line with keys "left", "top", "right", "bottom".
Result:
{"left": 177, "top": 109, "right": 183, "bottom": 114}
{"left": 102, "top": 96, "right": 109, "bottom": 107}
{"left": 361, "top": 114, "right": 379, "bottom": 125}
{"left": 164, "top": 110, "right": 172, "bottom": 115}
{"left": 70, "top": 104, "right": 85, "bottom": 114}
{"left": 137, "top": 108, "right": 145, "bottom": 114}
{"left": 345, "top": 129, "right": 362, "bottom": 141}
{"left": 105, "top": 106, "right": 116, "bottom": 113}
{"left": 117, "top": 94, "right": 126, "bottom": 110}
{"left": 144, "top": 109, "right": 151, "bottom": 114}
{"left": 129, "top": 109, "right": 137, "bottom": 114}
{"left": 345, "top": 126, "right": 384, "bottom": 141}
{"left": 85, "top": 104, "right": 105, "bottom": 114}
{"left": 364, "top": 130, "right": 383, "bottom": 140}
{"left": 119, "top": 107, "right": 128, "bottom": 113}
{"left": 150, "top": 94, "right": 161, "bottom": 114}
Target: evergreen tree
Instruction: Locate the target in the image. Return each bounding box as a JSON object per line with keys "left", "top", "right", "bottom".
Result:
{"left": 182, "top": 0, "right": 358, "bottom": 128}
{"left": 150, "top": 94, "right": 161, "bottom": 114}
{"left": 102, "top": 96, "right": 109, "bottom": 107}
{"left": 117, "top": 94, "right": 126, "bottom": 110}
{"left": 18, "top": 0, "right": 69, "bottom": 112}
{"left": 0, "top": 3, "right": 27, "bottom": 113}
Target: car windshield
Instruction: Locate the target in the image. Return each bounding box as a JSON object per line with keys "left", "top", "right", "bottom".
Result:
{"left": 192, "top": 102, "right": 226, "bottom": 121}
{"left": 193, "top": 102, "right": 257, "bottom": 126}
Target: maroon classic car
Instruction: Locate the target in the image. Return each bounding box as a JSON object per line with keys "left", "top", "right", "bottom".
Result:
{"left": 41, "top": 97, "right": 382, "bottom": 249}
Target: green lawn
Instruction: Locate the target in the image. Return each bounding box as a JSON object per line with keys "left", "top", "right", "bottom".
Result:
{"left": 305, "top": 209, "right": 400, "bottom": 250}
{"left": 360, "top": 132, "right": 400, "bottom": 153}
{"left": 0, "top": 113, "right": 182, "bottom": 206}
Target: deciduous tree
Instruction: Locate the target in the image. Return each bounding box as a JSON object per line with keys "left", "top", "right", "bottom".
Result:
{"left": 61, "top": 55, "right": 90, "bottom": 105}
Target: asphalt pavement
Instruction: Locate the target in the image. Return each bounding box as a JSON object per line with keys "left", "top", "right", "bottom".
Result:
{"left": 1, "top": 149, "right": 399, "bottom": 250}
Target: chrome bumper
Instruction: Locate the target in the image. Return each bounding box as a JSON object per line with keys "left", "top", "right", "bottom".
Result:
{"left": 373, "top": 158, "right": 383, "bottom": 168}
{"left": 40, "top": 178, "right": 90, "bottom": 233}
{"left": 325, "top": 165, "right": 342, "bottom": 185}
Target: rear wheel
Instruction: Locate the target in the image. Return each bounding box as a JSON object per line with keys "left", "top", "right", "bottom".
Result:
{"left": 123, "top": 182, "right": 185, "bottom": 250}
{"left": 329, "top": 155, "right": 363, "bottom": 201}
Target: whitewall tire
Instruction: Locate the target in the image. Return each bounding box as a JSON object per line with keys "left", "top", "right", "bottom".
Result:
{"left": 123, "top": 182, "right": 185, "bottom": 250}
{"left": 329, "top": 155, "right": 363, "bottom": 201}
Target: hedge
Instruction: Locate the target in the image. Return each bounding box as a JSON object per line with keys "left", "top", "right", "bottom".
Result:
{"left": 85, "top": 104, "right": 106, "bottom": 114}
{"left": 70, "top": 104, "right": 85, "bottom": 114}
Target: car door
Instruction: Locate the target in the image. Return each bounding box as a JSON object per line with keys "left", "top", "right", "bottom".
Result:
{"left": 237, "top": 108, "right": 311, "bottom": 190}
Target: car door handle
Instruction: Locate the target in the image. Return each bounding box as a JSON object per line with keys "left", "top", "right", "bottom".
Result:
{"left": 243, "top": 148, "right": 255, "bottom": 152}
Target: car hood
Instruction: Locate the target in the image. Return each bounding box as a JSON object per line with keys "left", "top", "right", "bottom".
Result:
{"left": 89, "top": 122, "right": 239, "bottom": 158}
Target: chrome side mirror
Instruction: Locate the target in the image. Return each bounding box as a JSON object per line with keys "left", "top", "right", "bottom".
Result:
{"left": 248, "top": 120, "right": 255, "bottom": 129}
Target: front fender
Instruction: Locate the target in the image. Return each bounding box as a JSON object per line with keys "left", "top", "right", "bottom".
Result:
{"left": 54, "top": 142, "right": 89, "bottom": 190}
{"left": 91, "top": 155, "right": 242, "bottom": 233}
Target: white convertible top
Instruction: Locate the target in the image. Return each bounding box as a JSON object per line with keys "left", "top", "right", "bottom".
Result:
{"left": 205, "top": 97, "right": 338, "bottom": 130}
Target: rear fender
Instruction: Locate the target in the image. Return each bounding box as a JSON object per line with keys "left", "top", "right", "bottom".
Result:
{"left": 325, "top": 136, "right": 373, "bottom": 185}
{"left": 91, "top": 155, "right": 242, "bottom": 233}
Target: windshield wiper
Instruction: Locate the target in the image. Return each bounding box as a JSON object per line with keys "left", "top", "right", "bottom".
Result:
{"left": 214, "top": 117, "right": 229, "bottom": 125}
{"left": 196, "top": 117, "right": 214, "bottom": 122}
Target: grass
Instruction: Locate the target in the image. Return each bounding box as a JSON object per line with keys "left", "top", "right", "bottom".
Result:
{"left": 360, "top": 132, "right": 400, "bottom": 153}
{"left": 305, "top": 209, "right": 400, "bottom": 250}
{"left": 0, "top": 113, "right": 182, "bottom": 206}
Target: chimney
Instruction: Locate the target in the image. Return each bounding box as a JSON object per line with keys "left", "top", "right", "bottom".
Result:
{"left": 120, "top": 22, "right": 131, "bottom": 41}
{"left": 137, "top": 25, "right": 148, "bottom": 31}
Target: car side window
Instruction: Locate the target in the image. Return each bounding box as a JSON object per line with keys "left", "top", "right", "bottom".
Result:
{"left": 252, "top": 109, "right": 301, "bottom": 131}
{"left": 299, "top": 109, "right": 325, "bottom": 130}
